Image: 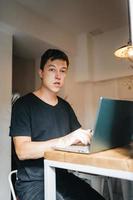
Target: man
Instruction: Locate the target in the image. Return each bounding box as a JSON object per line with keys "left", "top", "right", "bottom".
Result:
{"left": 10, "top": 49, "right": 105, "bottom": 200}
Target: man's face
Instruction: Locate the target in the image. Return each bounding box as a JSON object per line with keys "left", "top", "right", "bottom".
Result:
{"left": 39, "top": 59, "right": 68, "bottom": 93}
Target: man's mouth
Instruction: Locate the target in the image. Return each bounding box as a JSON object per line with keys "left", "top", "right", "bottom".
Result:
{"left": 53, "top": 82, "right": 61, "bottom": 87}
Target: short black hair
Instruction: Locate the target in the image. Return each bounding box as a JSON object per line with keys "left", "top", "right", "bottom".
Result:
{"left": 40, "top": 49, "right": 69, "bottom": 70}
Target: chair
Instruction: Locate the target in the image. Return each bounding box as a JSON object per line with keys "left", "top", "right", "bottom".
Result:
{"left": 8, "top": 170, "right": 17, "bottom": 200}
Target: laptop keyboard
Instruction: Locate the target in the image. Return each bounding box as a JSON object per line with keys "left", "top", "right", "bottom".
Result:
{"left": 54, "top": 145, "right": 90, "bottom": 154}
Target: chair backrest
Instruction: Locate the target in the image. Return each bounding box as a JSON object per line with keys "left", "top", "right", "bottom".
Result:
{"left": 8, "top": 170, "right": 17, "bottom": 200}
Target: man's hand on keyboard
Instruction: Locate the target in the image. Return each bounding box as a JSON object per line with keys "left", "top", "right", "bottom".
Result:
{"left": 57, "top": 128, "right": 93, "bottom": 147}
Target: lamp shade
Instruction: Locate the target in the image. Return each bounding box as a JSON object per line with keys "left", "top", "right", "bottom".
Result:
{"left": 127, "top": 46, "right": 133, "bottom": 61}
{"left": 114, "top": 45, "right": 133, "bottom": 62}
{"left": 114, "top": 0, "right": 133, "bottom": 62}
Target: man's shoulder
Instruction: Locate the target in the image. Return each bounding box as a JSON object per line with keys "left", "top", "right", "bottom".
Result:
{"left": 58, "top": 96, "right": 69, "bottom": 104}
{"left": 58, "top": 96, "right": 72, "bottom": 109}
{"left": 13, "top": 93, "right": 33, "bottom": 107}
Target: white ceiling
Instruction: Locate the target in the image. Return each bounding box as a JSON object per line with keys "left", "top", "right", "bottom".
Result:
{"left": 14, "top": 0, "right": 128, "bottom": 59}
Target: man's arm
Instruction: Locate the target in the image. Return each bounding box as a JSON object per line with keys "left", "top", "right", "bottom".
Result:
{"left": 13, "top": 136, "right": 63, "bottom": 160}
{"left": 13, "top": 128, "right": 92, "bottom": 160}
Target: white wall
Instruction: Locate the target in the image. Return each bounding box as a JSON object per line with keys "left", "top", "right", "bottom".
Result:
{"left": 0, "top": 30, "right": 12, "bottom": 200}
{"left": 93, "top": 26, "right": 133, "bottom": 80}
{"left": 74, "top": 26, "right": 133, "bottom": 82}
{"left": 75, "top": 33, "right": 94, "bottom": 82}
{"left": 0, "top": 0, "right": 77, "bottom": 55}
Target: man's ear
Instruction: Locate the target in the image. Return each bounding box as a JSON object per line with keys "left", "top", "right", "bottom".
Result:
{"left": 38, "top": 69, "right": 43, "bottom": 79}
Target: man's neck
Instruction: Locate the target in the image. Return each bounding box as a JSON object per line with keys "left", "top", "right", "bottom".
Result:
{"left": 33, "top": 88, "right": 58, "bottom": 106}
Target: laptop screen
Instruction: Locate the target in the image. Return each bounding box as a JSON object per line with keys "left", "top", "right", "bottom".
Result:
{"left": 90, "top": 97, "right": 133, "bottom": 153}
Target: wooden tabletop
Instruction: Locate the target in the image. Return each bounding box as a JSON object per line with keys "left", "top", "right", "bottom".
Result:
{"left": 44, "top": 146, "right": 133, "bottom": 172}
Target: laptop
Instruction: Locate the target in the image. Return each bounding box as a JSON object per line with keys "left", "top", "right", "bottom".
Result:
{"left": 54, "top": 97, "right": 133, "bottom": 154}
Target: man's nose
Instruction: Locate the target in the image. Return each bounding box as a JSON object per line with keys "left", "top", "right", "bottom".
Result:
{"left": 55, "top": 71, "right": 61, "bottom": 79}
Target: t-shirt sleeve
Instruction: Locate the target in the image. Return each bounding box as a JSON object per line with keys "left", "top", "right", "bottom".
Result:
{"left": 9, "top": 99, "right": 31, "bottom": 137}
{"left": 67, "top": 103, "right": 81, "bottom": 132}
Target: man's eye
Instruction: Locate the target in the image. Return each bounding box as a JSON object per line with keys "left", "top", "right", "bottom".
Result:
{"left": 49, "top": 68, "right": 55, "bottom": 72}
{"left": 61, "top": 70, "right": 67, "bottom": 73}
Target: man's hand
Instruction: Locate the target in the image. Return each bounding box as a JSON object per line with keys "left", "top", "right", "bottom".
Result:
{"left": 57, "top": 128, "right": 93, "bottom": 147}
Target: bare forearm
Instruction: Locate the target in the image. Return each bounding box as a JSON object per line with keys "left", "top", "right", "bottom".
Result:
{"left": 14, "top": 137, "right": 60, "bottom": 160}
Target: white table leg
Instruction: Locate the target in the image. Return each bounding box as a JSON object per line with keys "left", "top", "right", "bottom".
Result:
{"left": 44, "top": 160, "right": 56, "bottom": 200}
{"left": 121, "top": 179, "right": 129, "bottom": 200}
{"left": 91, "top": 175, "right": 103, "bottom": 194}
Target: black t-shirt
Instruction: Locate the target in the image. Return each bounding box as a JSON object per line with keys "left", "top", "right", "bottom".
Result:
{"left": 9, "top": 93, "right": 81, "bottom": 181}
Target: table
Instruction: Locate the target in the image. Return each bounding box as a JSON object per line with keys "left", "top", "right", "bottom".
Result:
{"left": 44, "top": 146, "right": 133, "bottom": 200}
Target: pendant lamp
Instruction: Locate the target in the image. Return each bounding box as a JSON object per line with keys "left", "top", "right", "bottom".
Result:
{"left": 114, "top": 0, "right": 133, "bottom": 62}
